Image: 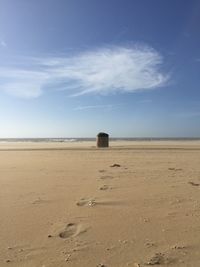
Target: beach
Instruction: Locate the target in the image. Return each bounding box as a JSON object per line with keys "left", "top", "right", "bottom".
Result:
{"left": 1, "top": 140, "right": 200, "bottom": 267}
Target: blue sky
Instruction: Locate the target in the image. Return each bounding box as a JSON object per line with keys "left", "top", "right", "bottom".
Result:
{"left": 0, "top": 0, "right": 200, "bottom": 138}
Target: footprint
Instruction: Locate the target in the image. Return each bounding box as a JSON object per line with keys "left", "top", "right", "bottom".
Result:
{"left": 170, "top": 244, "right": 186, "bottom": 250}
{"left": 59, "top": 223, "right": 79, "bottom": 239}
{"left": 110, "top": 164, "right": 121, "bottom": 167}
{"left": 99, "top": 185, "right": 111, "bottom": 191}
{"left": 168, "top": 168, "right": 182, "bottom": 171}
{"left": 99, "top": 169, "right": 106, "bottom": 173}
{"left": 146, "top": 252, "right": 175, "bottom": 265}
{"left": 146, "top": 253, "right": 164, "bottom": 265}
{"left": 76, "top": 198, "right": 96, "bottom": 207}
{"left": 188, "top": 181, "right": 200, "bottom": 186}
{"left": 100, "top": 175, "right": 113, "bottom": 180}
{"left": 168, "top": 168, "right": 176, "bottom": 171}
{"left": 31, "top": 197, "right": 49, "bottom": 205}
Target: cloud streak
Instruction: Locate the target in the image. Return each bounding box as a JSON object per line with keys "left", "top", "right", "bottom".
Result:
{"left": 74, "top": 104, "right": 115, "bottom": 111}
{"left": 0, "top": 45, "right": 169, "bottom": 98}
{"left": 0, "top": 40, "right": 7, "bottom": 47}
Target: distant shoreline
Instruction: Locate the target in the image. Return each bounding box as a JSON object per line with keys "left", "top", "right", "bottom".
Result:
{"left": 1, "top": 139, "right": 200, "bottom": 152}
{"left": 0, "top": 137, "right": 200, "bottom": 143}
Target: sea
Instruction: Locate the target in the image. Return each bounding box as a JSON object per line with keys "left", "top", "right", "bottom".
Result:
{"left": 0, "top": 138, "right": 200, "bottom": 143}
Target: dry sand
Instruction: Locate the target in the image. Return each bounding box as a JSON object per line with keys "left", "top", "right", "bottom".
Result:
{"left": 1, "top": 141, "right": 200, "bottom": 266}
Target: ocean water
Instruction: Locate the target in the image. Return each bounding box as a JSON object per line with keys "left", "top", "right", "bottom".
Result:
{"left": 0, "top": 137, "right": 200, "bottom": 143}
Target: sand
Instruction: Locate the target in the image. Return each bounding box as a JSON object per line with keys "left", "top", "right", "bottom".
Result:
{"left": 1, "top": 141, "right": 200, "bottom": 266}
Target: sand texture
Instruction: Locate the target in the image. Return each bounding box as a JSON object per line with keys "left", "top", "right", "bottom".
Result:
{"left": 1, "top": 141, "right": 200, "bottom": 266}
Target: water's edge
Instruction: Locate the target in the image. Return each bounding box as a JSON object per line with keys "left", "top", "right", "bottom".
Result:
{"left": 0, "top": 137, "right": 200, "bottom": 143}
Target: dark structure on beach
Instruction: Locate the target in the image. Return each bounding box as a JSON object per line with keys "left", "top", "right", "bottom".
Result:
{"left": 97, "top": 132, "right": 109, "bottom": 148}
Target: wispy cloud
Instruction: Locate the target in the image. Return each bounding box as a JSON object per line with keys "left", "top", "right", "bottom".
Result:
{"left": 74, "top": 104, "right": 115, "bottom": 111}
{"left": 0, "top": 68, "right": 49, "bottom": 98}
{"left": 0, "top": 45, "right": 169, "bottom": 98}
{"left": 0, "top": 40, "right": 7, "bottom": 47}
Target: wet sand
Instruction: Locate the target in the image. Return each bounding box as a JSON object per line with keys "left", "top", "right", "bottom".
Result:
{"left": 1, "top": 141, "right": 200, "bottom": 266}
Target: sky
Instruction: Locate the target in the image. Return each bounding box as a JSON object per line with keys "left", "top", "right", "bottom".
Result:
{"left": 0, "top": 0, "right": 200, "bottom": 138}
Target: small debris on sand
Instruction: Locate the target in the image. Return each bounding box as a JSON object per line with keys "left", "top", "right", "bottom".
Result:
{"left": 88, "top": 200, "right": 96, "bottom": 206}
{"left": 5, "top": 259, "right": 11, "bottom": 263}
{"left": 188, "top": 181, "right": 200, "bottom": 186}
{"left": 110, "top": 164, "right": 121, "bottom": 167}
{"left": 65, "top": 254, "right": 71, "bottom": 261}
{"left": 48, "top": 234, "right": 52, "bottom": 238}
